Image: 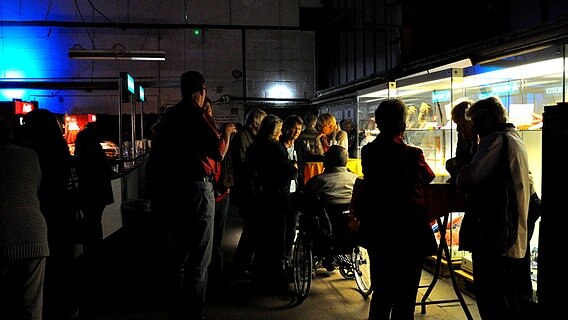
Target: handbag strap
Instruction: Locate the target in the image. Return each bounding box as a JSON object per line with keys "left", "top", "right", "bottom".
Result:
{"left": 500, "top": 132, "right": 510, "bottom": 176}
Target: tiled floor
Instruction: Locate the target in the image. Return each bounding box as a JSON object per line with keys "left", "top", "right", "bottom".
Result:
{"left": 77, "top": 205, "right": 481, "bottom": 320}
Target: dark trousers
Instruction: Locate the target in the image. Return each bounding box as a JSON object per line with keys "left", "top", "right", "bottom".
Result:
{"left": 81, "top": 204, "right": 105, "bottom": 258}
{"left": 251, "top": 194, "right": 289, "bottom": 288}
{"left": 368, "top": 249, "right": 424, "bottom": 320}
{"left": 209, "top": 194, "right": 230, "bottom": 288}
{"left": 0, "top": 257, "right": 46, "bottom": 320}
{"left": 233, "top": 200, "right": 255, "bottom": 273}
{"left": 168, "top": 181, "right": 215, "bottom": 320}
{"left": 44, "top": 232, "right": 79, "bottom": 320}
{"left": 472, "top": 250, "right": 532, "bottom": 320}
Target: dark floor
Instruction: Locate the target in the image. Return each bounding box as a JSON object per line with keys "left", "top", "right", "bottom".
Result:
{"left": 76, "top": 204, "right": 480, "bottom": 320}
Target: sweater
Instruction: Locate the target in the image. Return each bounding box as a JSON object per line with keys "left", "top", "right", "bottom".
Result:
{"left": 0, "top": 142, "right": 50, "bottom": 261}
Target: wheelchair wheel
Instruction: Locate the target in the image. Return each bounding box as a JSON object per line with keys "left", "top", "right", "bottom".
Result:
{"left": 338, "top": 254, "right": 355, "bottom": 279}
{"left": 292, "top": 232, "right": 313, "bottom": 301}
{"left": 353, "top": 246, "right": 372, "bottom": 297}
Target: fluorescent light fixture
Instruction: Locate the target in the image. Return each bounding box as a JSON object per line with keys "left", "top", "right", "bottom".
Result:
{"left": 464, "top": 57, "right": 563, "bottom": 87}
{"left": 68, "top": 49, "right": 166, "bottom": 61}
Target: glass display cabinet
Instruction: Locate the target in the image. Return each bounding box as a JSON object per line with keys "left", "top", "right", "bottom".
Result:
{"left": 349, "top": 42, "right": 567, "bottom": 305}
{"left": 355, "top": 82, "right": 395, "bottom": 158}
{"left": 354, "top": 69, "right": 466, "bottom": 179}
{"left": 463, "top": 44, "right": 565, "bottom": 195}
{"left": 395, "top": 68, "right": 466, "bottom": 178}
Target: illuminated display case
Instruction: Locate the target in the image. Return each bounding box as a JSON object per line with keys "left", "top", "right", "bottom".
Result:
{"left": 395, "top": 68, "right": 466, "bottom": 178}
{"left": 355, "top": 69, "right": 467, "bottom": 177}
{"left": 462, "top": 45, "right": 566, "bottom": 195}
{"left": 349, "top": 43, "right": 567, "bottom": 303}
{"left": 356, "top": 82, "right": 395, "bottom": 158}
{"left": 353, "top": 52, "right": 562, "bottom": 271}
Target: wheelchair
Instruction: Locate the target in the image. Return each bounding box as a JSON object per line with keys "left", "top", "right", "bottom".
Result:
{"left": 291, "top": 195, "right": 372, "bottom": 301}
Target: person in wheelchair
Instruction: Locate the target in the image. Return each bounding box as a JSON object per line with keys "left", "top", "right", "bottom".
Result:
{"left": 302, "top": 145, "right": 359, "bottom": 266}
{"left": 303, "top": 145, "right": 359, "bottom": 206}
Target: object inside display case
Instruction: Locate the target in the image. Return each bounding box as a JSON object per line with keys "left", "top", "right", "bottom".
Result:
{"left": 359, "top": 115, "right": 379, "bottom": 149}
{"left": 404, "top": 128, "right": 449, "bottom": 176}
{"left": 68, "top": 140, "right": 119, "bottom": 158}
{"left": 64, "top": 114, "right": 96, "bottom": 143}
{"left": 430, "top": 212, "right": 465, "bottom": 260}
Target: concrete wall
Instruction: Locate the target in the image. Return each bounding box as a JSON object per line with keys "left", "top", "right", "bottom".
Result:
{"left": 0, "top": 0, "right": 316, "bottom": 115}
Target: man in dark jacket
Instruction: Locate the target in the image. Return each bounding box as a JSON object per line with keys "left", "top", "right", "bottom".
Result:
{"left": 230, "top": 108, "right": 266, "bottom": 277}
{"left": 359, "top": 99, "right": 436, "bottom": 319}
{"left": 146, "top": 71, "right": 235, "bottom": 320}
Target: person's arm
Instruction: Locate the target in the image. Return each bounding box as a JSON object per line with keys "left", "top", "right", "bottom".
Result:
{"left": 314, "top": 133, "right": 325, "bottom": 155}
{"left": 219, "top": 123, "right": 237, "bottom": 159}
{"left": 202, "top": 112, "right": 227, "bottom": 162}
{"left": 456, "top": 133, "right": 501, "bottom": 192}
{"left": 236, "top": 129, "right": 253, "bottom": 164}
{"left": 416, "top": 148, "right": 435, "bottom": 184}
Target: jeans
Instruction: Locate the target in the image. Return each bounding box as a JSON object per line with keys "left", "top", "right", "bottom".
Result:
{"left": 169, "top": 181, "right": 215, "bottom": 320}
{"left": 209, "top": 194, "right": 230, "bottom": 287}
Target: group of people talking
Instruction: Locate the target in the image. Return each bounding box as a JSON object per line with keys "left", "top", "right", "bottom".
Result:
{"left": 144, "top": 69, "right": 535, "bottom": 320}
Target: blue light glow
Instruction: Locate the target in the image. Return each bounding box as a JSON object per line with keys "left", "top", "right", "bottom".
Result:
{"left": 0, "top": 27, "right": 75, "bottom": 114}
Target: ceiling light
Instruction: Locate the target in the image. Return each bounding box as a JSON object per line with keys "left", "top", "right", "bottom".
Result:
{"left": 68, "top": 49, "right": 166, "bottom": 61}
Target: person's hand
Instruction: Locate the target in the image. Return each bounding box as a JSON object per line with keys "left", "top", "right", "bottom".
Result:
{"left": 224, "top": 123, "right": 237, "bottom": 135}
{"left": 531, "top": 113, "right": 543, "bottom": 125}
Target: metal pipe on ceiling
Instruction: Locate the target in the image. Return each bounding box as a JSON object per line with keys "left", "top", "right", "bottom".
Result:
{"left": 1, "top": 20, "right": 309, "bottom": 31}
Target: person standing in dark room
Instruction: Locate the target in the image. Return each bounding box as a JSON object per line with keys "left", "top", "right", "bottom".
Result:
{"left": 145, "top": 70, "right": 235, "bottom": 320}
{"left": 340, "top": 118, "right": 358, "bottom": 158}
{"left": 230, "top": 107, "right": 266, "bottom": 278}
{"left": 299, "top": 112, "right": 319, "bottom": 156}
{"left": 202, "top": 97, "right": 236, "bottom": 295}
{"left": 18, "top": 109, "right": 79, "bottom": 320}
{"left": 358, "top": 99, "right": 436, "bottom": 320}
{"left": 74, "top": 121, "right": 114, "bottom": 260}
{"left": 0, "top": 117, "right": 50, "bottom": 320}
{"left": 244, "top": 114, "right": 296, "bottom": 292}
{"left": 457, "top": 96, "right": 531, "bottom": 319}
{"left": 279, "top": 114, "right": 308, "bottom": 266}
{"left": 445, "top": 100, "right": 476, "bottom": 184}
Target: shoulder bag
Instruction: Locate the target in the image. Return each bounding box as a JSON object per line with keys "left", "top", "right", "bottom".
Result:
{"left": 484, "top": 133, "right": 519, "bottom": 254}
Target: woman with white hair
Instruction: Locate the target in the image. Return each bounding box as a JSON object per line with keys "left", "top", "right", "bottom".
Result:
{"left": 457, "top": 96, "right": 531, "bottom": 319}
